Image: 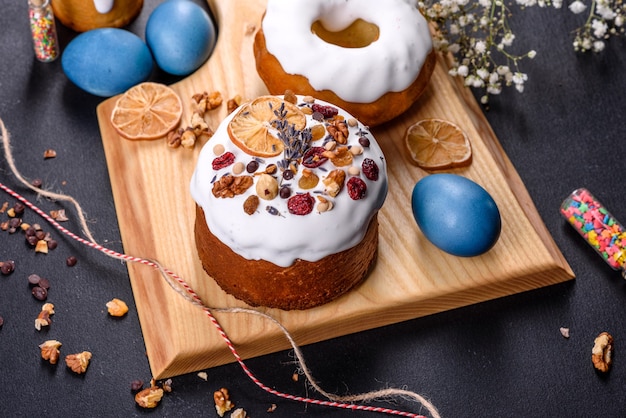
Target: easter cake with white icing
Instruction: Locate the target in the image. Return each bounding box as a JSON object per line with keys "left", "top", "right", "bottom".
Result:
{"left": 190, "top": 93, "right": 388, "bottom": 310}
{"left": 253, "top": 0, "right": 436, "bottom": 127}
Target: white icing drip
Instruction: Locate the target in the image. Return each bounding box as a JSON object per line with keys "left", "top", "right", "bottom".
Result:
{"left": 261, "top": 0, "right": 433, "bottom": 104}
{"left": 93, "top": 0, "right": 114, "bottom": 14}
{"left": 190, "top": 96, "right": 388, "bottom": 267}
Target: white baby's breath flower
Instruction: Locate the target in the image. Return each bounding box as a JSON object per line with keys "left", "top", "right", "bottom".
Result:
{"left": 596, "top": 4, "right": 616, "bottom": 20}
{"left": 477, "top": 68, "right": 490, "bottom": 79}
{"left": 502, "top": 32, "right": 516, "bottom": 46}
{"left": 457, "top": 64, "right": 469, "bottom": 77}
{"left": 593, "top": 40, "right": 606, "bottom": 51}
{"left": 474, "top": 40, "right": 487, "bottom": 53}
{"left": 592, "top": 19, "right": 608, "bottom": 38}
{"left": 568, "top": 0, "right": 587, "bottom": 14}
{"left": 615, "top": 15, "right": 624, "bottom": 27}
{"left": 528, "top": 50, "right": 537, "bottom": 58}
{"left": 487, "top": 85, "right": 502, "bottom": 95}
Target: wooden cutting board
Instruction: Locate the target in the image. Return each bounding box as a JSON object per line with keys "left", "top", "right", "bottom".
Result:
{"left": 96, "top": 0, "right": 574, "bottom": 379}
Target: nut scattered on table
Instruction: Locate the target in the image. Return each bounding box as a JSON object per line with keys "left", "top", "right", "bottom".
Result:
{"left": 230, "top": 408, "right": 247, "bottom": 418}
{"left": 35, "top": 302, "right": 55, "bottom": 331}
{"left": 214, "top": 387, "right": 235, "bottom": 417}
{"left": 106, "top": 298, "right": 129, "bottom": 317}
{"left": 592, "top": 331, "right": 613, "bottom": 372}
{"left": 65, "top": 351, "right": 92, "bottom": 374}
{"left": 39, "top": 339, "right": 62, "bottom": 364}
{"left": 135, "top": 385, "right": 164, "bottom": 409}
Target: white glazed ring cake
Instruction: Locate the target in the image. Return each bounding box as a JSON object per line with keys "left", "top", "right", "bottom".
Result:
{"left": 254, "top": 0, "right": 436, "bottom": 127}
{"left": 190, "top": 93, "right": 388, "bottom": 310}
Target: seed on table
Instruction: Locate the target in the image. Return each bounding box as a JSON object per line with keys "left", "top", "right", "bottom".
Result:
{"left": 1, "top": 260, "right": 15, "bottom": 275}
{"left": 31, "top": 178, "right": 43, "bottom": 188}
{"left": 26, "top": 235, "right": 38, "bottom": 246}
{"left": 13, "top": 203, "right": 25, "bottom": 215}
{"left": 66, "top": 256, "right": 77, "bottom": 267}
{"left": 130, "top": 379, "right": 144, "bottom": 392}
{"left": 38, "top": 277, "right": 50, "bottom": 289}
{"left": 0, "top": 316, "right": 4, "bottom": 327}
{"left": 28, "top": 273, "right": 42, "bottom": 285}
{"left": 32, "top": 286, "right": 47, "bottom": 301}
{"left": 47, "top": 239, "right": 58, "bottom": 250}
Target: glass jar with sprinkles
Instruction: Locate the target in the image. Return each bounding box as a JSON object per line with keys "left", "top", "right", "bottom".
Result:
{"left": 28, "top": 0, "right": 60, "bottom": 62}
{"left": 561, "top": 188, "right": 626, "bottom": 278}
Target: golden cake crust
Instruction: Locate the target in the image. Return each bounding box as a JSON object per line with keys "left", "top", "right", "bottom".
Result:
{"left": 253, "top": 27, "right": 437, "bottom": 127}
{"left": 194, "top": 205, "right": 379, "bottom": 310}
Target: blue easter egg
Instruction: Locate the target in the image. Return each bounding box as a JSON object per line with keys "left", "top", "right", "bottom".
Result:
{"left": 411, "top": 174, "right": 502, "bottom": 257}
{"left": 62, "top": 28, "right": 153, "bottom": 97}
{"left": 145, "top": 0, "right": 217, "bottom": 76}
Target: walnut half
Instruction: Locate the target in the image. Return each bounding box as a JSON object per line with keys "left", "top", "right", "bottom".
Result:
{"left": 214, "top": 387, "right": 235, "bottom": 417}
{"left": 65, "top": 351, "right": 92, "bottom": 374}
{"left": 39, "top": 339, "right": 62, "bottom": 364}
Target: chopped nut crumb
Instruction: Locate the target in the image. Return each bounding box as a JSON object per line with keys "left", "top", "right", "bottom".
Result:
{"left": 592, "top": 331, "right": 613, "bottom": 372}
{"left": 0, "top": 202, "right": 8, "bottom": 213}
{"left": 35, "top": 239, "right": 48, "bottom": 254}
{"left": 292, "top": 372, "right": 299, "bottom": 382}
{"left": 230, "top": 408, "right": 247, "bottom": 418}
{"left": 65, "top": 351, "right": 92, "bottom": 374}
{"left": 135, "top": 386, "right": 164, "bottom": 409}
{"left": 267, "top": 403, "right": 278, "bottom": 413}
{"left": 49, "top": 209, "right": 68, "bottom": 221}
{"left": 197, "top": 371, "right": 208, "bottom": 381}
{"left": 39, "top": 339, "right": 62, "bottom": 364}
{"left": 162, "top": 378, "right": 173, "bottom": 393}
{"left": 35, "top": 302, "right": 55, "bottom": 331}
{"left": 106, "top": 298, "right": 129, "bottom": 317}
{"left": 560, "top": 327, "right": 570, "bottom": 339}
{"left": 214, "top": 388, "right": 235, "bottom": 417}
{"left": 43, "top": 149, "right": 57, "bottom": 159}
{"left": 227, "top": 95, "right": 243, "bottom": 114}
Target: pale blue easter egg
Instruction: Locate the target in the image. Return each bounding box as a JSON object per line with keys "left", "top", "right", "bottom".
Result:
{"left": 411, "top": 174, "right": 502, "bottom": 257}
{"left": 145, "top": 0, "right": 217, "bottom": 76}
{"left": 62, "top": 28, "right": 153, "bottom": 97}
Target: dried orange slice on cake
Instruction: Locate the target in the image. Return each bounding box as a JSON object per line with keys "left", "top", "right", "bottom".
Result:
{"left": 405, "top": 118, "right": 472, "bottom": 170}
{"left": 227, "top": 96, "right": 306, "bottom": 157}
{"left": 110, "top": 82, "right": 183, "bottom": 140}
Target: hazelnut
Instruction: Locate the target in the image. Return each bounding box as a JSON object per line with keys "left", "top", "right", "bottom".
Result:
{"left": 255, "top": 174, "right": 279, "bottom": 200}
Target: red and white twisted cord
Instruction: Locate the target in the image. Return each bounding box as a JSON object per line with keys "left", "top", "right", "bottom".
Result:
{"left": 0, "top": 180, "right": 432, "bottom": 418}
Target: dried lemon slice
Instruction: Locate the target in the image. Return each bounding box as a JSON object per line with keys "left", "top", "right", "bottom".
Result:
{"left": 110, "top": 82, "right": 183, "bottom": 141}
{"left": 405, "top": 118, "right": 472, "bottom": 170}
{"left": 227, "top": 96, "right": 306, "bottom": 157}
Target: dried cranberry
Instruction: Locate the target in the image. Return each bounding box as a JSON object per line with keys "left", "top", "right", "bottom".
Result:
{"left": 311, "top": 103, "right": 339, "bottom": 119}
{"left": 362, "top": 158, "right": 379, "bottom": 181}
{"left": 287, "top": 193, "right": 315, "bottom": 215}
{"left": 347, "top": 177, "right": 367, "bottom": 200}
{"left": 212, "top": 152, "right": 236, "bottom": 170}
{"left": 302, "top": 147, "right": 328, "bottom": 168}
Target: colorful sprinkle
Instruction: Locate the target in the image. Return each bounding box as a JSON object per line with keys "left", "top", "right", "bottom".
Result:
{"left": 561, "top": 188, "right": 626, "bottom": 274}
{"left": 29, "top": 1, "right": 59, "bottom": 62}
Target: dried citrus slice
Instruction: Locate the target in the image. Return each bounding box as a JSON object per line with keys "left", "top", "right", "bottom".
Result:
{"left": 110, "top": 82, "right": 183, "bottom": 140}
{"left": 227, "top": 96, "right": 306, "bottom": 157}
{"left": 405, "top": 118, "right": 472, "bottom": 170}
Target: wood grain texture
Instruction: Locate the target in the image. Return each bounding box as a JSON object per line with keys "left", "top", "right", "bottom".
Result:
{"left": 96, "top": 0, "right": 574, "bottom": 379}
